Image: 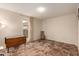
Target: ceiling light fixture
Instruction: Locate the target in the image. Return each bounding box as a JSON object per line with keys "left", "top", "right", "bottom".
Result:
{"left": 36, "top": 7, "right": 46, "bottom": 13}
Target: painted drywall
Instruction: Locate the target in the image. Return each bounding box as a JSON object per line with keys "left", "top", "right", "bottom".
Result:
{"left": 77, "top": 5, "right": 79, "bottom": 50}
{"left": 0, "top": 8, "right": 42, "bottom": 48}
{"left": 32, "top": 18, "right": 41, "bottom": 40}
{"left": 78, "top": 20, "right": 79, "bottom": 49}
{"left": 42, "top": 13, "right": 78, "bottom": 45}
{"left": 0, "top": 8, "right": 78, "bottom": 49}
{"left": 0, "top": 9, "right": 27, "bottom": 48}
{"left": 0, "top": 9, "right": 41, "bottom": 48}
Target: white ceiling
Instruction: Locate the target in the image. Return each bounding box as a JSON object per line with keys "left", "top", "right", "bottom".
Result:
{"left": 0, "top": 3, "right": 77, "bottom": 19}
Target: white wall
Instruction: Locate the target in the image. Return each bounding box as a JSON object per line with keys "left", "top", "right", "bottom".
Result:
{"left": 0, "top": 9, "right": 27, "bottom": 47}
{"left": 0, "top": 8, "right": 78, "bottom": 48}
{"left": 78, "top": 20, "right": 79, "bottom": 49}
{"left": 32, "top": 18, "right": 41, "bottom": 40}
{"left": 42, "top": 13, "right": 78, "bottom": 45}
{"left": 0, "top": 9, "right": 41, "bottom": 48}
{"left": 77, "top": 5, "right": 79, "bottom": 50}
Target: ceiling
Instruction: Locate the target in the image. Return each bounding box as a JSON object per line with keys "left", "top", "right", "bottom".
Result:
{"left": 0, "top": 3, "right": 77, "bottom": 19}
